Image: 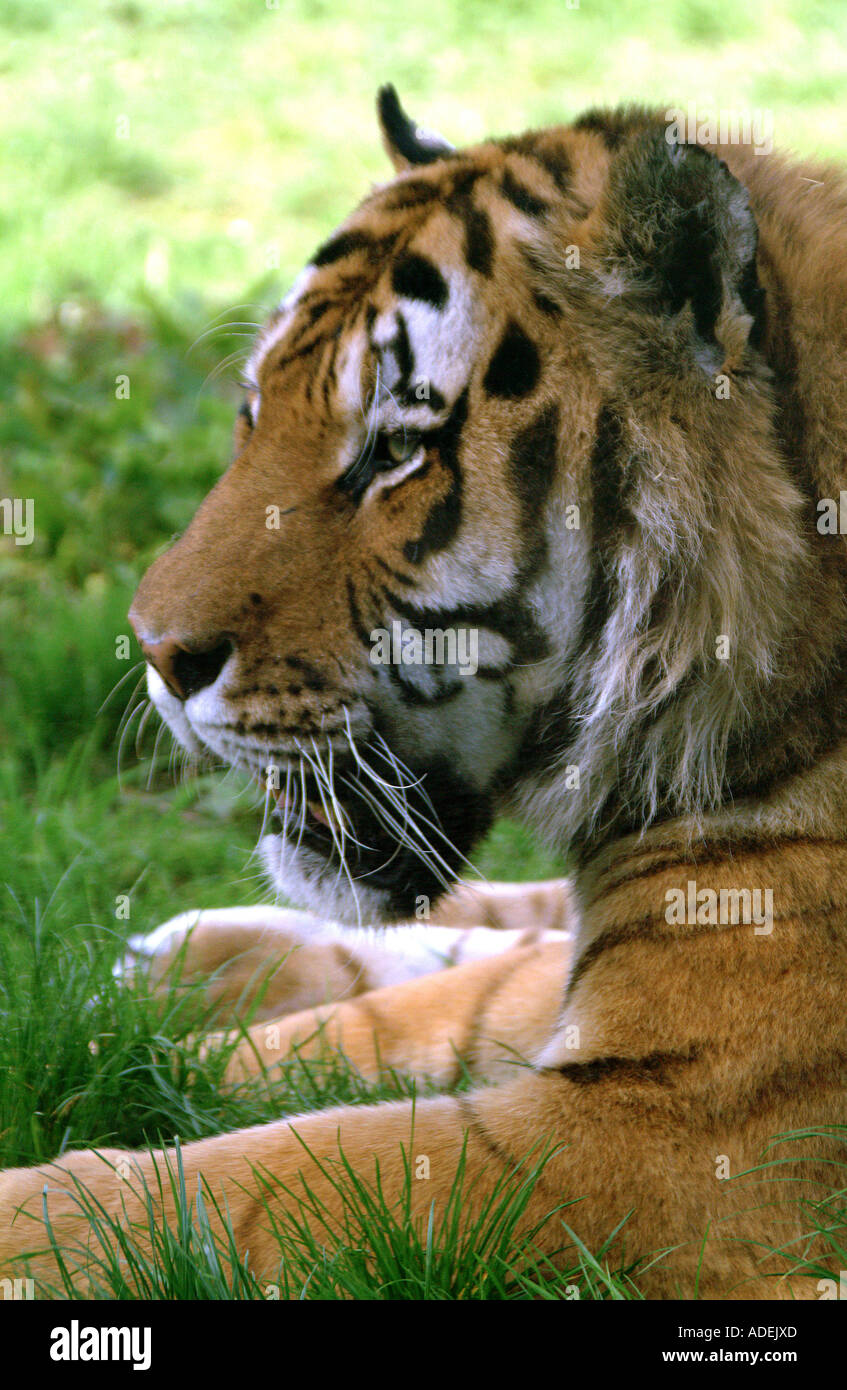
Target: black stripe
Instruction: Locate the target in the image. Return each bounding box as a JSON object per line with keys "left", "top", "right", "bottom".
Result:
{"left": 321, "top": 335, "right": 341, "bottom": 409}
{"left": 533, "top": 145, "right": 572, "bottom": 192}
{"left": 508, "top": 403, "right": 560, "bottom": 530}
{"left": 460, "top": 204, "right": 494, "bottom": 277}
{"left": 384, "top": 587, "right": 549, "bottom": 666}
{"left": 500, "top": 167, "right": 550, "bottom": 218}
{"left": 380, "top": 177, "right": 441, "bottom": 210}
{"left": 521, "top": 245, "right": 563, "bottom": 318}
{"left": 734, "top": 1050, "right": 847, "bottom": 1122}
{"left": 346, "top": 577, "right": 374, "bottom": 651}
{"left": 565, "top": 919, "right": 649, "bottom": 1000}
{"left": 499, "top": 136, "right": 572, "bottom": 194}
{"left": 274, "top": 334, "right": 331, "bottom": 373}
{"left": 311, "top": 230, "right": 373, "bottom": 267}
{"left": 565, "top": 841, "right": 824, "bottom": 995}
{"left": 403, "top": 388, "right": 467, "bottom": 565}
{"left": 392, "top": 311, "right": 415, "bottom": 388}
{"left": 498, "top": 133, "right": 544, "bottom": 158}
{"left": 483, "top": 320, "right": 540, "bottom": 399}
{"left": 577, "top": 404, "right": 632, "bottom": 654}
{"left": 454, "top": 1093, "right": 561, "bottom": 1208}
{"left": 455, "top": 1095, "right": 518, "bottom": 1175}
{"left": 572, "top": 104, "right": 657, "bottom": 151}
{"left": 370, "top": 309, "right": 417, "bottom": 401}
{"left": 283, "top": 654, "right": 326, "bottom": 692}
{"left": 388, "top": 667, "right": 464, "bottom": 706}
{"left": 304, "top": 297, "right": 332, "bottom": 326}
{"left": 373, "top": 555, "right": 418, "bottom": 588}
{"left": 553, "top": 1048, "right": 701, "bottom": 1086}
{"left": 391, "top": 252, "right": 449, "bottom": 309}
{"left": 531, "top": 288, "right": 562, "bottom": 318}
{"left": 396, "top": 380, "right": 446, "bottom": 413}
{"left": 448, "top": 166, "right": 483, "bottom": 199}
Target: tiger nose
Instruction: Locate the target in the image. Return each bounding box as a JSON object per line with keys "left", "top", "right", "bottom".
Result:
{"left": 132, "top": 628, "right": 234, "bottom": 701}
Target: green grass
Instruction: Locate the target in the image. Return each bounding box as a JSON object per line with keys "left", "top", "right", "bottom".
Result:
{"left": 3, "top": 0, "right": 847, "bottom": 1299}
{"left": 32, "top": 1136, "right": 650, "bottom": 1301}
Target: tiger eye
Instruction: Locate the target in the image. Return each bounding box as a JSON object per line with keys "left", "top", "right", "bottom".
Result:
{"left": 386, "top": 430, "right": 422, "bottom": 464}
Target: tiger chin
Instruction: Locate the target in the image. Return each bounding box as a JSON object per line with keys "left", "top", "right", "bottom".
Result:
{"left": 4, "top": 88, "right": 847, "bottom": 1301}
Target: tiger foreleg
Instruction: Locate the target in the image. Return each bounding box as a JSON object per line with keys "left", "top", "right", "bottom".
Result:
{"left": 205, "top": 936, "right": 572, "bottom": 1087}
{"left": 114, "top": 879, "right": 574, "bottom": 1025}
{"left": 0, "top": 1072, "right": 575, "bottom": 1294}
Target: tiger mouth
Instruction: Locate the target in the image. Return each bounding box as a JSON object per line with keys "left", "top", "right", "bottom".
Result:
{"left": 263, "top": 756, "right": 494, "bottom": 912}
{"left": 271, "top": 772, "right": 396, "bottom": 885}
{"left": 153, "top": 673, "right": 494, "bottom": 911}
{"left": 263, "top": 759, "right": 383, "bottom": 850}
{"left": 270, "top": 770, "right": 353, "bottom": 846}
{"left": 270, "top": 763, "right": 419, "bottom": 869}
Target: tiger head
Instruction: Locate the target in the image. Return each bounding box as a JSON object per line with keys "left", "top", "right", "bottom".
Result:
{"left": 130, "top": 89, "right": 830, "bottom": 922}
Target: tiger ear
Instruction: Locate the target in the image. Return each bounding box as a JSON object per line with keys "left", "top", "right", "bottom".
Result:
{"left": 598, "top": 130, "right": 764, "bottom": 359}
{"left": 376, "top": 84, "right": 454, "bottom": 172}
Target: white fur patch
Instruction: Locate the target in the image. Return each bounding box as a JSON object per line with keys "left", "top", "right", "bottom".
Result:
{"left": 114, "top": 904, "right": 567, "bottom": 993}
{"left": 369, "top": 271, "right": 479, "bottom": 419}
{"left": 146, "top": 667, "right": 205, "bottom": 756}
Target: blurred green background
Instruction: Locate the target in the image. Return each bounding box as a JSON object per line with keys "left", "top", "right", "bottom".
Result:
{"left": 2, "top": 0, "right": 847, "bottom": 945}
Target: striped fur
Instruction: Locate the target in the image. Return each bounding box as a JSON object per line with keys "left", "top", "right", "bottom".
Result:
{"left": 4, "top": 95, "right": 847, "bottom": 1299}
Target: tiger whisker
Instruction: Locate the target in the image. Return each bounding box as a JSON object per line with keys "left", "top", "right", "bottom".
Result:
{"left": 114, "top": 670, "right": 148, "bottom": 749}
{"left": 300, "top": 739, "right": 367, "bottom": 925}
{"left": 339, "top": 772, "right": 453, "bottom": 892}
{"left": 349, "top": 731, "right": 482, "bottom": 886}
{"left": 146, "top": 716, "right": 170, "bottom": 789}
{"left": 340, "top": 735, "right": 457, "bottom": 886}
{"left": 196, "top": 348, "right": 252, "bottom": 400}
{"left": 188, "top": 322, "right": 265, "bottom": 352}
{"left": 246, "top": 753, "right": 277, "bottom": 869}
{"left": 368, "top": 733, "right": 484, "bottom": 881}
{"left": 98, "top": 660, "right": 145, "bottom": 718}
{"left": 116, "top": 701, "right": 147, "bottom": 792}
{"left": 186, "top": 303, "right": 269, "bottom": 357}
{"left": 134, "top": 699, "right": 156, "bottom": 758}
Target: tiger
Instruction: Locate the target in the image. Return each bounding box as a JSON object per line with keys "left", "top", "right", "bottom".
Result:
{"left": 3, "top": 86, "right": 847, "bottom": 1300}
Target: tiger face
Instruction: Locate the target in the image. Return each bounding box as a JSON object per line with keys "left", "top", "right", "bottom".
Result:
{"left": 130, "top": 90, "right": 813, "bottom": 921}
